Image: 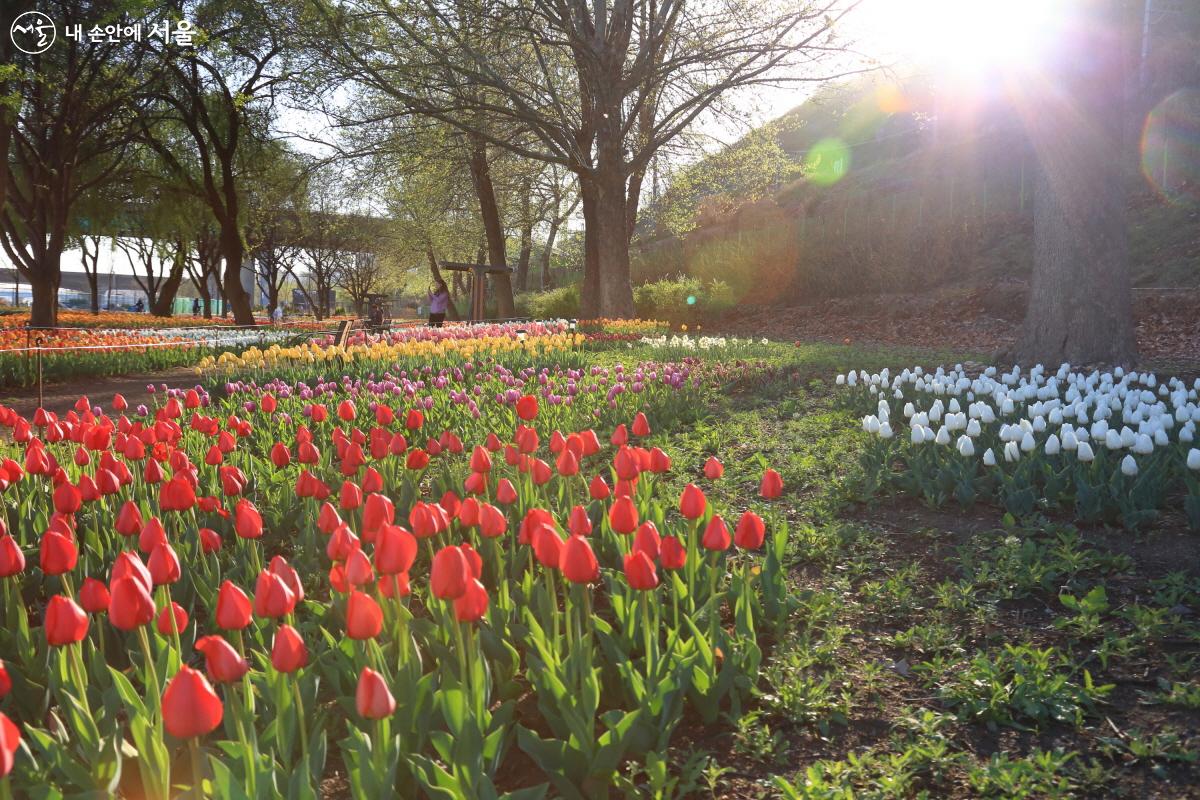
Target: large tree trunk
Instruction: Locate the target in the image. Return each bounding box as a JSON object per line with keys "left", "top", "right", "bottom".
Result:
{"left": 467, "top": 138, "right": 516, "bottom": 319}
{"left": 28, "top": 270, "right": 60, "bottom": 328}
{"left": 515, "top": 220, "right": 533, "bottom": 292}
{"left": 578, "top": 174, "right": 601, "bottom": 318}
{"left": 581, "top": 157, "right": 635, "bottom": 318}
{"left": 151, "top": 245, "right": 186, "bottom": 316}
{"left": 1014, "top": 0, "right": 1136, "bottom": 366}
{"left": 220, "top": 225, "right": 255, "bottom": 324}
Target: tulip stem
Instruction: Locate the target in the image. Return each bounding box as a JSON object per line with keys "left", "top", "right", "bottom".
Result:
{"left": 68, "top": 642, "right": 90, "bottom": 715}
{"left": 642, "top": 592, "right": 655, "bottom": 695}
{"left": 292, "top": 678, "right": 310, "bottom": 772}
{"left": 231, "top": 684, "right": 257, "bottom": 796}
{"left": 189, "top": 738, "right": 206, "bottom": 799}
{"left": 136, "top": 626, "right": 161, "bottom": 721}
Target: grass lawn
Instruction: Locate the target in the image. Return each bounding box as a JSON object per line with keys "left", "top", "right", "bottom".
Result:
{"left": 642, "top": 341, "right": 1200, "bottom": 798}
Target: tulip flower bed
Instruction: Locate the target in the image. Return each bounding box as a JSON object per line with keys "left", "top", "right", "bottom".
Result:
{"left": 843, "top": 363, "right": 1200, "bottom": 530}
{"left": 0, "top": 337, "right": 793, "bottom": 798}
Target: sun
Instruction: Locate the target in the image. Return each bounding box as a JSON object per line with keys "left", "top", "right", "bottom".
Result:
{"left": 866, "top": 0, "right": 1060, "bottom": 81}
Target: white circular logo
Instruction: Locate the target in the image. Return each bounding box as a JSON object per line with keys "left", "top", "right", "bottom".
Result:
{"left": 10, "top": 11, "right": 57, "bottom": 55}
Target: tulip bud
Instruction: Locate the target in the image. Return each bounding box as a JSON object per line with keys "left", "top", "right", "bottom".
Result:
{"left": 608, "top": 496, "right": 638, "bottom": 534}
{"left": 623, "top": 550, "right": 658, "bottom": 590}
{"left": 162, "top": 666, "right": 223, "bottom": 739}
{"left": 44, "top": 595, "right": 89, "bottom": 646}
{"left": 430, "top": 546, "right": 471, "bottom": 599}
{"left": 156, "top": 602, "right": 188, "bottom": 636}
{"left": 703, "top": 457, "right": 724, "bottom": 479}
{"left": 355, "top": 667, "right": 395, "bottom": 719}
{"left": 660, "top": 535, "right": 686, "bottom": 570}
{"left": 701, "top": 516, "right": 731, "bottom": 551}
{"left": 453, "top": 578, "right": 489, "bottom": 622}
{"left": 80, "top": 577, "right": 111, "bottom": 613}
{"left": 734, "top": 511, "right": 766, "bottom": 550}
{"left": 346, "top": 590, "right": 383, "bottom": 639}
{"left": 271, "top": 624, "right": 308, "bottom": 673}
{"left": 195, "top": 636, "right": 250, "bottom": 683}
{"left": 679, "top": 484, "right": 707, "bottom": 520}
{"left": 560, "top": 535, "right": 599, "bottom": 584}
{"left": 760, "top": 469, "right": 783, "bottom": 499}
{"left": 216, "top": 580, "right": 252, "bottom": 630}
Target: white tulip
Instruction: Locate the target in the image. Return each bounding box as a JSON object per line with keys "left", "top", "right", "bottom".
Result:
{"left": 903, "top": 402, "right": 915, "bottom": 418}
{"left": 1062, "top": 430, "right": 1079, "bottom": 451}
{"left": 1004, "top": 441, "right": 1021, "bottom": 462}
{"left": 1182, "top": 427, "right": 1195, "bottom": 443}
{"left": 966, "top": 418, "right": 981, "bottom": 437}
{"left": 1121, "top": 427, "right": 1137, "bottom": 448}
{"left": 983, "top": 448, "right": 997, "bottom": 466}
{"left": 1133, "top": 434, "right": 1154, "bottom": 455}
{"left": 1154, "top": 428, "right": 1170, "bottom": 447}
{"left": 879, "top": 422, "right": 893, "bottom": 439}
{"left": 1077, "top": 442, "right": 1095, "bottom": 462}
{"left": 1045, "top": 434, "right": 1061, "bottom": 455}
{"left": 1188, "top": 449, "right": 1200, "bottom": 470}
{"left": 1001, "top": 398, "right": 1015, "bottom": 415}
{"left": 1105, "top": 429, "right": 1123, "bottom": 450}
{"left": 935, "top": 426, "right": 951, "bottom": 446}
{"left": 910, "top": 426, "right": 924, "bottom": 444}
{"left": 1020, "top": 432, "right": 1036, "bottom": 452}
{"left": 864, "top": 415, "right": 880, "bottom": 434}
{"left": 1120, "top": 454, "right": 1138, "bottom": 477}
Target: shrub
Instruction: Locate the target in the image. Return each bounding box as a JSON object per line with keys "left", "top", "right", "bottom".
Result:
{"left": 522, "top": 285, "right": 580, "bottom": 319}
{"left": 634, "top": 276, "right": 736, "bottom": 324}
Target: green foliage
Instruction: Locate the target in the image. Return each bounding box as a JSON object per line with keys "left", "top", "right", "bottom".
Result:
{"left": 521, "top": 285, "right": 580, "bottom": 319}
{"left": 632, "top": 276, "right": 735, "bottom": 323}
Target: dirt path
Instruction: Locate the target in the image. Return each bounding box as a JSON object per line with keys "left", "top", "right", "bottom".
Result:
{"left": 0, "top": 366, "right": 202, "bottom": 418}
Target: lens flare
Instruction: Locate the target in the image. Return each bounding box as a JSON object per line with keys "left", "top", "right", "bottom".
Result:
{"left": 1140, "top": 89, "right": 1200, "bottom": 207}
{"left": 804, "top": 138, "right": 850, "bottom": 186}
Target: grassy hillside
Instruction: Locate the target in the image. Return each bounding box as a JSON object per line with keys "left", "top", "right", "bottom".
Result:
{"left": 634, "top": 75, "right": 1200, "bottom": 304}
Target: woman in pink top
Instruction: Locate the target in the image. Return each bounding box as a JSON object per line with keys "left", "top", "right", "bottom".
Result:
{"left": 427, "top": 279, "right": 450, "bottom": 327}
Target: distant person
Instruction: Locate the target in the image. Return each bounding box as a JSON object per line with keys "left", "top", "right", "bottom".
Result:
{"left": 427, "top": 279, "right": 449, "bottom": 327}
{"left": 272, "top": 305, "right": 283, "bottom": 324}
{"left": 134, "top": 298, "right": 145, "bottom": 313}
{"left": 192, "top": 297, "right": 201, "bottom": 316}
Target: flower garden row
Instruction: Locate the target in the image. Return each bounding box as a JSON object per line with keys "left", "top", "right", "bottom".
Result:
{"left": 842, "top": 363, "right": 1200, "bottom": 529}
{"left": 0, "top": 324, "right": 787, "bottom": 798}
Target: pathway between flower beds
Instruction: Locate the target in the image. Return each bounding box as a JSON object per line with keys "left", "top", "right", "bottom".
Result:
{"left": 0, "top": 366, "right": 200, "bottom": 418}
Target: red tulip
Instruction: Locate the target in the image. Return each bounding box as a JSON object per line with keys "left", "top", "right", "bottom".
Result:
{"left": 254, "top": 570, "right": 297, "bottom": 619}
{"left": 516, "top": 395, "right": 539, "bottom": 420}
{"left": 633, "top": 522, "right": 661, "bottom": 560}
{"left": 270, "top": 443, "right": 292, "bottom": 469}
{"left": 613, "top": 447, "right": 640, "bottom": 481}
{"left": 53, "top": 481, "right": 82, "bottom": 514}
{"left": 679, "top": 484, "right": 707, "bottom": 521}
{"left": 375, "top": 525, "right": 417, "bottom": 575}
{"left": 456, "top": 497, "right": 479, "bottom": 528}
{"left": 611, "top": 424, "right": 628, "bottom": 447}
{"left": 337, "top": 400, "right": 357, "bottom": 422}
{"left": 327, "top": 524, "right": 360, "bottom": 562}
{"left": 568, "top": 505, "right": 592, "bottom": 537}
{"left": 199, "top": 527, "right": 222, "bottom": 554}
{"left": 113, "top": 393, "right": 128, "bottom": 411}
{"left": 162, "top": 666, "right": 223, "bottom": 739}
{"left": 234, "top": 499, "right": 263, "bottom": 539}
{"left": 532, "top": 525, "right": 564, "bottom": 568}
{"left": 430, "top": 546, "right": 471, "bottom": 599}
{"left": 216, "top": 580, "right": 252, "bottom": 630}
{"left": 495, "top": 478, "right": 518, "bottom": 505}
{"left": 156, "top": 602, "right": 188, "bottom": 636}
{"left": 701, "top": 515, "right": 731, "bottom": 551}
{"left": 623, "top": 550, "right": 658, "bottom": 590}
{"left": 530, "top": 458, "right": 553, "bottom": 485}
{"left": 148, "top": 542, "right": 181, "bottom": 586}
{"left": 560, "top": 535, "right": 599, "bottom": 584}
{"left": 138, "top": 516, "right": 168, "bottom": 554}
{"left": 271, "top": 624, "right": 308, "bottom": 673}
{"left": 340, "top": 481, "right": 363, "bottom": 511}
{"left": 734, "top": 511, "right": 766, "bottom": 549}
{"left": 261, "top": 394, "right": 277, "bottom": 413}
{"left": 555, "top": 449, "right": 579, "bottom": 477}
{"left": 346, "top": 590, "right": 383, "bottom": 640}
{"left": 760, "top": 469, "right": 783, "bottom": 499}
{"left": 0, "top": 711, "right": 17, "bottom": 778}
{"left": 269, "top": 556, "right": 305, "bottom": 603}
{"left": 356, "top": 667, "right": 395, "bottom": 719}
{"left": 608, "top": 496, "right": 638, "bottom": 535}
{"left": 345, "top": 548, "right": 375, "bottom": 586}
{"left": 39, "top": 529, "right": 77, "bottom": 576}
{"left": 113, "top": 501, "right": 143, "bottom": 538}
{"left": 108, "top": 575, "right": 156, "bottom": 631}
{"left": 160, "top": 475, "right": 197, "bottom": 511}
{"left": 454, "top": 578, "right": 489, "bottom": 622}
{"left": 0, "top": 661, "right": 10, "bottom": 698}
{"left": 80, "top": 577, "right": 111, "bottom": 613}
{"left": 463, "top": 470, "right": 487, "bottom": 495}
{"left": 589, "top": 474, "right": 611, "bottom": 501}
{"left": 479, "top": 503, "right": 507, "bottom": 538}
{"left": 631, "top": 412, "right": 651, "bottom": 437}
{"left": 195, "top": 636, "right": 250, "bottom": 683}
{"left": 469, "top": 445, "right": 492, "bottom": 474}
{"left": 408, "top": 501, "right": 438, "bottom": 539}
{"left": 703, "top": 457, "right": 724, "bottom": 479}
{"left": 357, "top": 494, "right": 392, "bottom": 542}
{"left": 404, "top": 409, "right": 424, "bottom": 430}
{"left": 317, "top": 502, "right": 343, "bottom": 535}
{"left": 44, "top": 595, "right": 89, "bottom": 646}
{"left": 660, "top": 535, "right": 686, "bottom": 570}
{"left": 143, "top": 458, "right": 163, "bottom": 484}
{"left": 110, "top": 551, "right": 152, "bottom": 593}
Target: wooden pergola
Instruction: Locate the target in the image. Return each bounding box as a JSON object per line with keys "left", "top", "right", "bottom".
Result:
{"left": 440, "top": 262, "right": 513, "bottom": 322}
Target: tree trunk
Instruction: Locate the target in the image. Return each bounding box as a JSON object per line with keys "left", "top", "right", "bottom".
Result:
{"left": 151, "top": 245, "right": 186, "bottom": 316}
{"left": 515, "top": 219, "right": 533, "bottom": 292}
{"left": 28, "top": 270, "right": 59, "bottom": 328}
{"left": 468, "top": 137, "right": 515, "bottom": 319}
{"left": 580, "top": 158, "right": 635, "bottom": 318}
{"left": 541, "top": 217, "right": 560, "bottom": 290}
{"left": 220, "top": 225, "right": 255, "bottom": 324}
{"left": 1014, "top": 0, "right": 1136, "bottom": 366}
